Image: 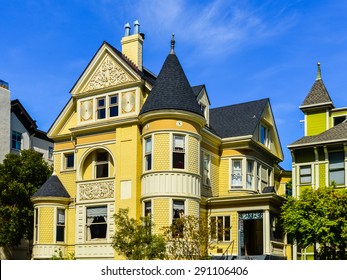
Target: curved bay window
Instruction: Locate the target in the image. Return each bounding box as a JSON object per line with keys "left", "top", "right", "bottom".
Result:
{"left": 172, "top": 200, "right": 185, "bottom": 238}
{"left": 86, "top": 206, "right": 107, "bottom": 240}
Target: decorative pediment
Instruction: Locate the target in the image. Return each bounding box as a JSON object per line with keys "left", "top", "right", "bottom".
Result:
{"left": 82, "top": 54, "right": 134, "bottom": 92}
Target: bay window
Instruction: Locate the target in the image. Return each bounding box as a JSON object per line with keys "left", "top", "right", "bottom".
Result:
{"left": 231, "top": 159, "right": 242, "bottom": 188}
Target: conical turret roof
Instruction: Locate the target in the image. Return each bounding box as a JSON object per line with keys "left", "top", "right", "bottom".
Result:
{"left": 300, "top": 63, "right": 334, "bottom": 110}
{"left": 140, "top": 36, "right": 203, "bottom": 117}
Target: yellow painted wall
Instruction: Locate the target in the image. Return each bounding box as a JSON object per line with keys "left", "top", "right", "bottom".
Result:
{"left": 188, "top": 136, "right": 199, "bottom": 174}
{"left": 319, "top": 163, "right": 326, "bottom": 187}
{"left": 77, "top": 131, "right": 116, "bottom": 145}
{"left": 219, "top": 159, "right": 229, "bottom": 196}
{"left": 306, "top": 111, "right": 327, "bottom": 136}
{"left": 153, "top": 198, "right": 170, "bottom": 234}
{"left": 39, "top": 207, "right": 54, "bottom": 244}
{"left": 60, "top": 110, "right": 77, "bottom": 135}
{"left": 153, "top": 133, "right": 170, "bottom": 170}
{"left": 144, "top": 119, "right": 200, "bottom": 135}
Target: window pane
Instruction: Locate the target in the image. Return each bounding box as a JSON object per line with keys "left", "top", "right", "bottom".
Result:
{"left": 217, "top": 217, "right": 223, "bottom": 241}
{"left": 110, "top": 96, "right": 118, "bottom": 104}
{"left": 145, "top": 154, "right": 152, "bottom": 170}
{"left": 300, "top": 166, "right": 311, "bottom": 175}
{"left": 173, "top": 136, "right": 184, "bottom": 150}
{"left": 66, "top": 154, "right": 74, "bottom": 168}
{"left": 210, "top": 217, "right": 217, "bottom": 240}
{"left": 330, "top": 170, "right": 345, "bottom": 185}
{"left": 109, "top": 106, "right": 118, "bottom": 117}
{"left": 173, "top": 152, "right": 185, "bottom": 169}
{"left": 145, "top": 201, "right": 151, "bottom": 217}
{"left": 87, "top": 206, "right": 107, "bottom": 240}
{"left": 97, "top": 108, "right": 106, "bottom": 119}
{"left": 96, "top": 163, "right": 108, "bottom": 178}
{"left": 232, "top": 160, "right": 242, "bottom": 187}
{"left": 224, "top": 216, "right": 231, "bottom": 241}
{"left": 56, "top": 226, "right": 65, "bottom": 242}
{"left": 145, "top": 138, "right": 152, "bottom": 153}
{"left": 329, "top": 152, "right": 344, "bottom": 169}
{"left": 97, "top": 151, "right": 108, "bottom": 162}
{"left": 98, "top": 98, "right": 105, "bottom": 107}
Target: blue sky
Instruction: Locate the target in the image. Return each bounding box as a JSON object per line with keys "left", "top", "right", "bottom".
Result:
{"left": 1, "top": 0, "right": 347, "bottom": 169}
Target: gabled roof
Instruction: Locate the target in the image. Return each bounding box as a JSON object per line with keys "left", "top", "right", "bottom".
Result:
{"left": 300, "top": 63, "right": 334, "bottom": 110}
{"left": 140, "top": 52, "right": 203, "bottom": 117}
{"left": 192, "top": 84, "right": 211, "bottom": 105}
{"left": 209, "top": 98, "right": 268, "bottom": 138}
{"left": 32, "top": 175, "right": 70, "bottom": 198}
{"left": 70, "top": 41, "right": 156, "bottom": 94}
{"left": 11, "top": 99, "right": 53, "bottom": 142}
{"left": 288, "top": 121, "right": 347, "bottom": 148}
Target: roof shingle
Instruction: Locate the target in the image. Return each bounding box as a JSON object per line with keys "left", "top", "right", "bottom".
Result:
{"left": 209, "top": 98, "right": 268, "bottom": 138}
{"left": 32, "top": 175, "right": 70, "bottom": 198}
{"left": 140, "top": 53, "right": 203, "bottom": 116}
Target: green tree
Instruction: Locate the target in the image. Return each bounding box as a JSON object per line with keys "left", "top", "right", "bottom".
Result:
{"left": 162, "top": 215, "right": 216, "bottom": 260}
{"left": 0, "top": 149, "right": 52, "bottom": 246}
{"left": 112, "top": 208, "right": 166, "bottom": 260}
{"left": 281, "top": 186, "right": 347, "bottom": 259}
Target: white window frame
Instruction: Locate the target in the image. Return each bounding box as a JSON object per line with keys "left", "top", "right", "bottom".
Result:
{"left": 109, "top": 94, "right": 119, "bottom": 118}
{"left": 94, "top": 150, "right": 110, "bottom": 179}
{"left": 299, "top": 165, "right": 312, "bottom": 185}
{"left": 246, "top": 159, "right": 254, "bottom": 189}
{"left": 63, "top": 152, "right": 75, "bottom": 170}
{"left": 11, "top": 130, "right": 22, "bottom": 150}
{"left": 172, "top": 134, "right": 186, "bottom": 169}
{"left": 85, "top": 205, "right": 108, "bottom": 241}
{"left": 56, "top": 208, "right": 66, "bottom": 243}
{"left": 210, "top": 216, "right": 231, "bottom": 242}
{"left": 34, "top": 208, "right": 39, "bottom": 243}
{"left": 230, "top": 159, "right": 243, "bottom": 189}
{"left": 144, "top": 136, "right": 152, "bottom": 171}
{"left": 260, "top": 123, "right": 271, "bottom": 148}
{"left": 203, "top": 152, "right": 211, "bottom": 186}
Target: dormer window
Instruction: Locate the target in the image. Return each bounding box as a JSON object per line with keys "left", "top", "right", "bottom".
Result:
{"left": 260, "top": 124, "right": 270, "bottom": 148}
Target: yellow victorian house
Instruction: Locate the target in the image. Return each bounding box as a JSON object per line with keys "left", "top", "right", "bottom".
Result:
{"left": 32, "top": 22, "right": 289, "bottom": 260}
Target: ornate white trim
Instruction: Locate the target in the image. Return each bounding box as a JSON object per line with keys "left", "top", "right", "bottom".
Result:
{"left": 78, "top": 180, "right": 114, "bottom": 201}
{"left": 83, "top": 55, "right": 132, "bottom": 92}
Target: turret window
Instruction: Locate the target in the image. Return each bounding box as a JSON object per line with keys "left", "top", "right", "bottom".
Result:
{"left": 56, "top": 209, "right": 65, "bottom": 242}
{"left": 173, "top": 135, "right": 185, "bottom": 169}
{"left": 144, "top": 137, "right": 152, "bottom": 171}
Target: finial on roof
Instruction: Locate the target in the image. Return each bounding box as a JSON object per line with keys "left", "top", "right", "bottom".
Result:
{"left": 316, "top": 62, "right": 321, "bottom": 80}
{"left": 170, "top": 34, "right": 175, "bottom": 54}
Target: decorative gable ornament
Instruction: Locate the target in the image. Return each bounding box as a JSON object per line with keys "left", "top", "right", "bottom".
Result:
{"left": 83, "top": 55, "right": 133, "bottom": 92}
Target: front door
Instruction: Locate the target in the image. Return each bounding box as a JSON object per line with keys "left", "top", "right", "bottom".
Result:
{"left": 239, "top": 212, "right": 263, "bottom": 256}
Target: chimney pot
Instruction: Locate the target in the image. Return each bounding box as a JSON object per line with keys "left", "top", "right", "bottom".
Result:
{"left": 124, "top": 22, "right": 131, "bottom": 36}
{"left": 134, "top": 20, "right": 140, "bottom": 34}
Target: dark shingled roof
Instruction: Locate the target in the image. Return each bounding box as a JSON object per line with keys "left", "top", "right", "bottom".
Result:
{"left": 289, "top": 121, "right": 347, "bottom": 147}
{"left": 140, "top": 53, "right": 203, "bottom": 116}
{"left": 300, "top": 79, "right": 334, "bottom": 108}
{"left": 32, "top": 175, "right": 70, "bottom": 198}
{"left": 209, "top": 98, "right": 268, "bottom": 138}
{"left": 192, "top": 85, "right": 205, "bottom": 97}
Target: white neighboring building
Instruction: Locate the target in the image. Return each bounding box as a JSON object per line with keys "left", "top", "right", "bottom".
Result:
{"left": 0, "top": 80, "right": 11, "bottom": 163}
{"left": 0, "top": 80, "right": 53, "bottom": 164}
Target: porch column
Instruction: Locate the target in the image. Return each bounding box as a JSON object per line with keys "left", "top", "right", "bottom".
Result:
{"left": 263, "top": 210, "right": 271, "bottom": 255}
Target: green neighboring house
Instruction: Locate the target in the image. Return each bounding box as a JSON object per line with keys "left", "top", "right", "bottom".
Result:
{"left": 288, "top": 63, "right": 347, "bottom": 259}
